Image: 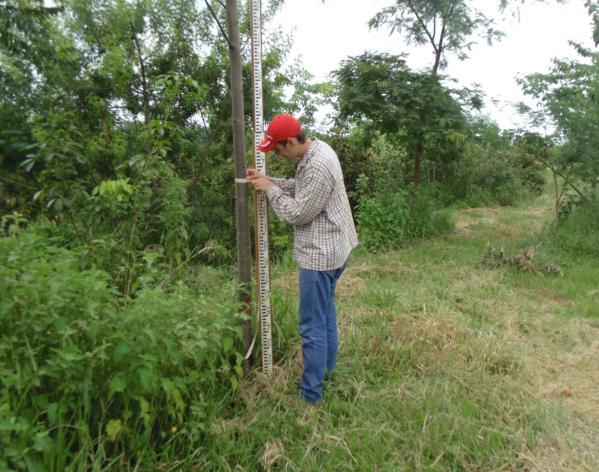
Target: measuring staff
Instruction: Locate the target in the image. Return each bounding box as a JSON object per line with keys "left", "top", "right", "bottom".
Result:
{"left": 247, "top": 115, "right": 359, "bottom": 404}
{"left": 250, "top": 0, "right": 273, "bottom": 374}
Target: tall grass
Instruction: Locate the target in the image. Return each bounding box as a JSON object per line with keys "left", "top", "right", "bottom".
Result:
{"left": 0, "top": 226, "right": 244, "bottom": 470}
{"left": 2, "top": 192, "right": 597, "bottom": 470}
{"left": 201, "top": 193, "right": 597, "bottom": 470}
{"left": 550, "top": 196, "right": 599, "bottom": 257}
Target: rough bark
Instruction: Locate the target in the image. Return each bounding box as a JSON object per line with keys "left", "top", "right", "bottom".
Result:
{"left": 225, "top": 0, "right": 253, "bottom": 367}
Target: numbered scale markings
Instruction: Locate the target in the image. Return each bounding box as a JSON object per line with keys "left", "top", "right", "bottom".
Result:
{"left": 250, "top": 0, "right": 273, "bottom": 373}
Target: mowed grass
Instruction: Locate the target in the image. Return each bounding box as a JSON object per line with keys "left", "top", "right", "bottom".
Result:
{"left": 187, "top": 194, "right": 599, "bottom": 471}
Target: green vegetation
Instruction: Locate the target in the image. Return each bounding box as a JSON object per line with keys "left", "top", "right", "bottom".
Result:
{"left": 0, "top": 222, "right": 245, "bottom": 469}
{"left": 210, "top": 192, "right": 598, "bottom": 471}
{"left": 2, "top": 0, "right": 599, "bottom": 469}
{"left": 2, "top": 180, "right": 598, "bottom": 470}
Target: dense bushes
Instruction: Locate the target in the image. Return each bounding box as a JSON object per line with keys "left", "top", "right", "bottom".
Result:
{"left": 356, "top": 188, "right": 454, "bottom": 251}
{"left": 442, "top": 123, "right": 546, "bottom": 207}
{"left": 323, "top": 123, "right": 546, "bottom": 255}
{"left": 0, "top": 226, "right": 244, "bottom": 469}
{"left": 454, "top": 147, "right": 528, "bottom": 207}
{"left": 549, "top": 196, "right": 599, "bottom": 257}
{"left": 350, "top": 135, "right": 455, "bottom": 252}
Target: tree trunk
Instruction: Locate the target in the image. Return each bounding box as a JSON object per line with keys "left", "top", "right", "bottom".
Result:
{"left": 413, "top": 141, "right": 423, "bottom": 189}
{"left": 132, "top": 29, "right": 150, "bottom": 125}
{"left": 552, "top": 169, "right": 560, "bottom": 223}
{"left": 431, "top": 8, "right": 449, "bottom": 76}
{"left": 225, "top": 0, "right": 253, "bottom": 367}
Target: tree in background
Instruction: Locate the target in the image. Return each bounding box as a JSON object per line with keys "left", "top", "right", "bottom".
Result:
{"left": 585, "top": 0, "right": 599, "bottom": 46}
{"left": 368, "top": 0, "right": 503, "bottom": 75}
{"left": 513, "top": 126, "right": 573, "bottom": 222}
{"left": 465, "top": 120, "right": 546, "bottom": 204}
{"left": 366, "top": 0, "right": 506, "bottom": 189}
{"left": 0, "top": 0, "right": 322, "bottom": 278}
{"left": 333, "top": 52, "right": 468, "bottom": 188}
{"left": 519, "top": 17, "right": 599, "bottom": 218}
{"left": 0, "top": 1, "right": 64, "bottom": 213}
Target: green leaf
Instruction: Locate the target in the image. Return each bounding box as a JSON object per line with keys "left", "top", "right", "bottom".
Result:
{"left": 47, "top": 403, "right": 59, "bottom": 425}
{"left": 222, "top": 336, "right": 234, "bottom": 352}
{"left": 33, "top": 433, "right": 53, "bottom": 452}
{"left": 105, "top": 419, "right": 122, "bottom": 442}
{"left": 108, "top": 374, "right": 127, "bottom": 398}
{"left": 0, "top": 420, "right": 21, "bottom": 432}
{"left": 21, "top": 159, "right": 35, "bottom": 171}
{"left": 138, "top": 368, "right": 153, "bottom": 391}
{"left": 23, "top": 455, "right": 44, "bottom": 472}
{"left": 32, "top": 394, "right": 49, "bottom": 409}
{"left": 113, "top": 341, "right": 132, "bottom": 363}
{"left": 138, "top": 396, "right": 151, "bottom": 427}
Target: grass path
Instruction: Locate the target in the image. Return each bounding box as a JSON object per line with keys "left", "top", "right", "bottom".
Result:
{"left": 212, "top": 195, "right": 599, "bottom": 471}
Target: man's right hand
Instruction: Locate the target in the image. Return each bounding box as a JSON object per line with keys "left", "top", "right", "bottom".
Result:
{"left": 247, "top": 169, "right": 273, "bottom": 192}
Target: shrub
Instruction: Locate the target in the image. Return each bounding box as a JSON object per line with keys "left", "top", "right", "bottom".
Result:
{"left": 356, "top": 184, "right": 455, "bottom": 252}
{"left": 549, "top": 196, "right": 599, "bottom": 257}
{"left": 351, "top": 133, "right": 455, "bottom": 251}
{"left": 0, "top": 228, "right": 244, "bottom": 469}
{"left": 450, "top": 145, "right": 526, "bottom": 207}
{"left": 357, "top": 189, "right": 411, "bottom": 251}
{"left": 327, "top": 130, "right": 376, "bottom": 211}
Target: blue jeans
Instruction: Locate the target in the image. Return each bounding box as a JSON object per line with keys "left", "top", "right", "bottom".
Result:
{"left": 298, "top": 262, "right": 346, "bottom": 403}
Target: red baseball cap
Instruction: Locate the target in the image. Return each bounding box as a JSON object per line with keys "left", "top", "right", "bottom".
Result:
{"left": 257, "top": 114, "right": 302, "bottom": 152}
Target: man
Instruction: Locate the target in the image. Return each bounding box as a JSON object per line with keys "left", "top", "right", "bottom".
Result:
{"left": 247, "top": 114, "right": 358, "bottom": 404}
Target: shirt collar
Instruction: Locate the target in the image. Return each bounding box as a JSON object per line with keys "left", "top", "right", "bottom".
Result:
{"left": 298, "top": 138, "right": 318, "bottom": 167}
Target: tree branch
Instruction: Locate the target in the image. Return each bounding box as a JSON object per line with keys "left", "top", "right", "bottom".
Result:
{"left": 433, "top": 3, "right": 455, "bottom": 75}
{"left": 557, "top": 164, "right": 574, "bottom": 200}
{"left": 130, "top": 25, "right": 150, "bottom": 125}
{"left": 407, "top": 0, "right": 437, "bottom": 53}
{"left": 537, "top": 154, "right": 585, "bottom": 198}
{"left": 556, "top": 167, "right": 584, "bottom": 198}
{"left": 0, "top": 175, "right": 37, "bottom": 190}
{"left": 204, "top": 0, "right": 233, "bottom": 48}
{"left": 241, "top": 35, "right": 250, "bottom": 53}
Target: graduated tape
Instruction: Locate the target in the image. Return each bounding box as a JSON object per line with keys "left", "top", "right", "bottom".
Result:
{"left": 251, "top": 0, "right": 273, "bottom": 374}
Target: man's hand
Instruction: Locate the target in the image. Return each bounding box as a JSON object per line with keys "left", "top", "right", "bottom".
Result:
{"left": 247, "top": 169, "right": 273, "bottom": 192}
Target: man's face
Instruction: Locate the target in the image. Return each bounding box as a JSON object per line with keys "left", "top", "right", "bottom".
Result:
{"left": 273, "top": 138, "right": 299, "bottom": 161}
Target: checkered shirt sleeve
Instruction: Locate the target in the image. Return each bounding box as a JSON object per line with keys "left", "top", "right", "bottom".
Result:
{"left": 266, "top": 140, "right": 358, "bottom": 271}
{"left": 271, "top": 178, "right": 295, "bottom": 197}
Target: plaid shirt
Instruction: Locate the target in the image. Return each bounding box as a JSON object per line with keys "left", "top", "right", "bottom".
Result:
{"left": 266, "top": 139, "right": 358, "bottom": 271}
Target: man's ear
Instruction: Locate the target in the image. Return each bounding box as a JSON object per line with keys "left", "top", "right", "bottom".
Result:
{"left": 287, "top": 137, "right": 298, "bottom": 146}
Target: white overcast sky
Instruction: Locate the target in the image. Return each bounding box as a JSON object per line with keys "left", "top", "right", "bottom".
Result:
{"left": 269, "top": 0, "right": 595, "bottom": 131}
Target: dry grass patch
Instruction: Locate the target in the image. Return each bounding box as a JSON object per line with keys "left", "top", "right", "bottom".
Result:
{"left": 524, "top": 320, "right": 599, "bottom": 419}
{"left": 455, "top": 207, "right": 502, "bottom": 235}
{"left": 521, "top": 417, "right": 599, "bottom": 472}
{"left": 260, "top": 440, "right": 288, "bottom": 471}
{"left": 270, "top": 260, "right": 371, "bottom": 301}
{"left": 238, "top": 364, "right": 296, "bottom": 410}
{"left": 455, "top": 197, "right": 552, "bottom": 240}
{"left": 501, "top": 296, "right": 599, "bottom": 469}
{"left": 336, "top": 266, "right": 367, "bottom": 299}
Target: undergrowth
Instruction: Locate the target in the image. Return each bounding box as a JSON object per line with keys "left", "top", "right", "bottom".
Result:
{"left": 0, "top": 226, "right": 244, "bottom": 470}
{"left": 1, "top": 192, "right": 597, "bottom": 470}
